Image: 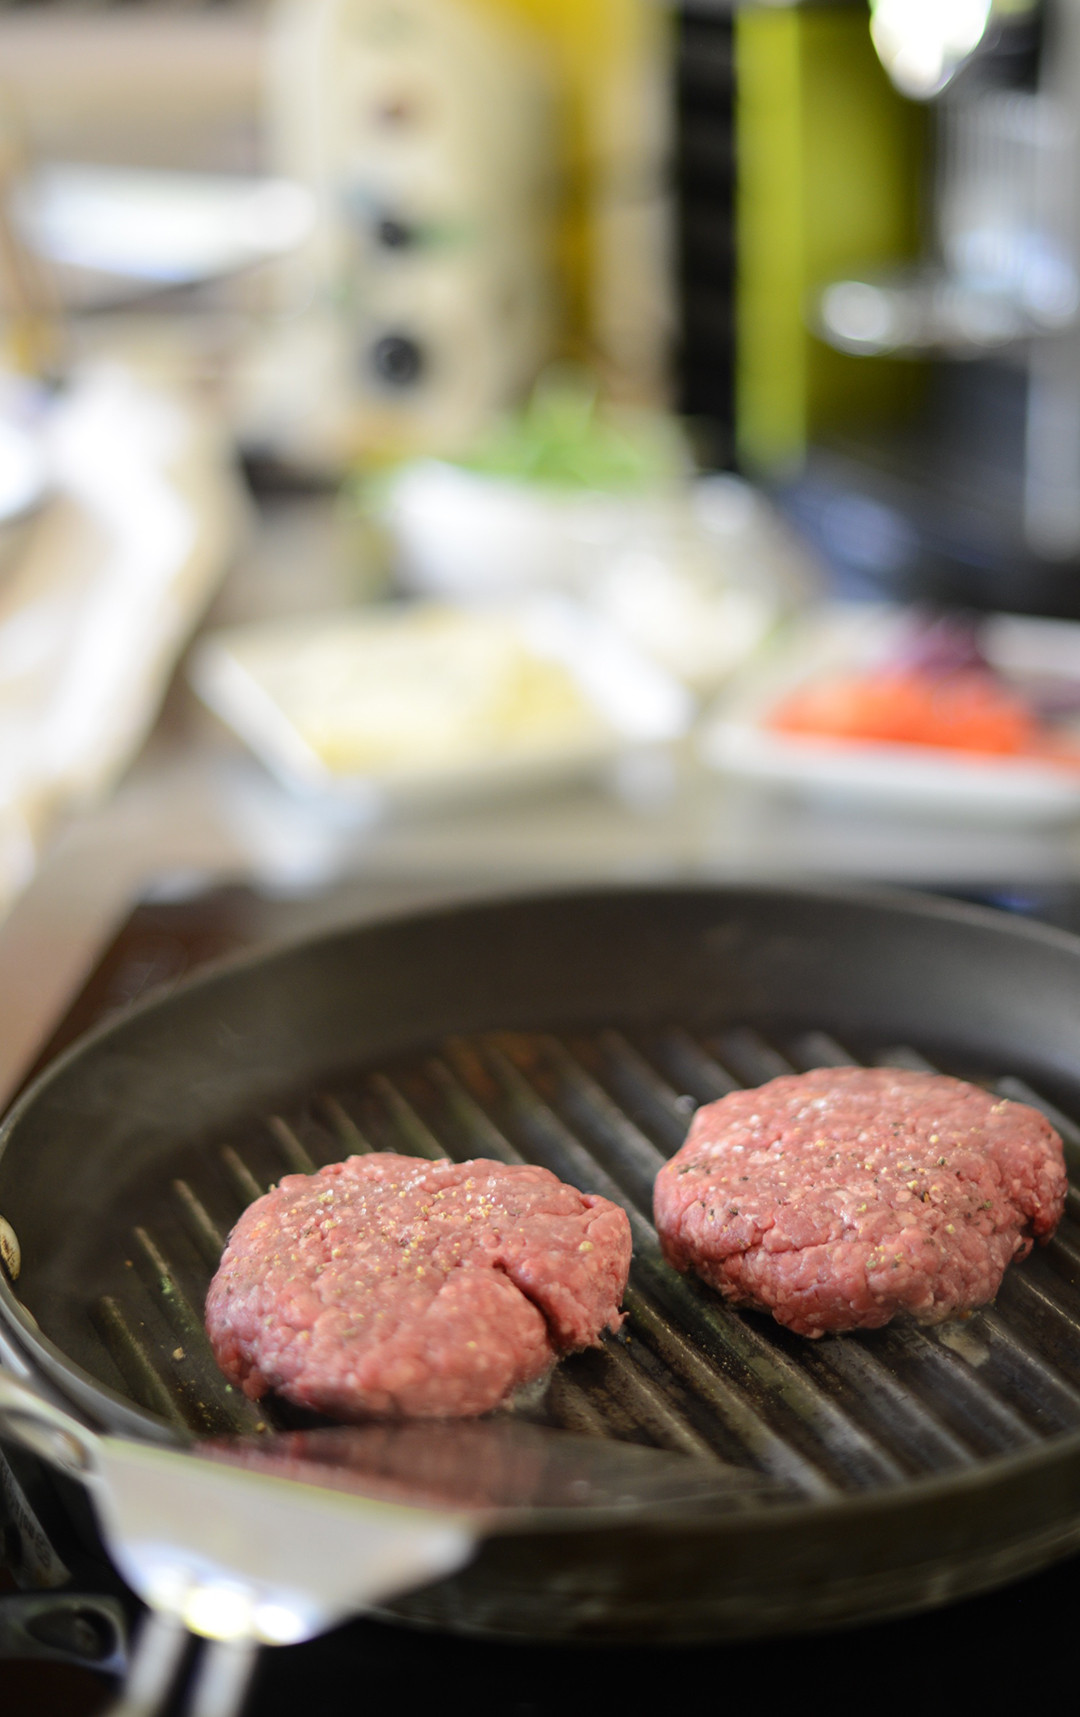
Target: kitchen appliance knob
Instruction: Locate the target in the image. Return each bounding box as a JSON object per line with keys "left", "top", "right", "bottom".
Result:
{"left": 369, "top": 333, "right": 424, "bottom": 386}
{"left": 377, "top": 217, "right": 415, "bottom": 249}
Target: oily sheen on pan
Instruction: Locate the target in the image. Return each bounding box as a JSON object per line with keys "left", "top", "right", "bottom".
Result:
{"left": 206, "top": 1153, "right": 631, "bottom": 1419}
{"left": 654, "top": 1067, "right": 1067, "bottom": 1337}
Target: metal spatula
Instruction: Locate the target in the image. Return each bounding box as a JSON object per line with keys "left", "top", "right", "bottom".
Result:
{"left": 0, "top": 1371, "right": 773, "bottom": 1716}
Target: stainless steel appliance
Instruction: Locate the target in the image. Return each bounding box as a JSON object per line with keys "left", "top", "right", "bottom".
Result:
{"left": 801, "top": 0, "right": 1080, "bottom": 613}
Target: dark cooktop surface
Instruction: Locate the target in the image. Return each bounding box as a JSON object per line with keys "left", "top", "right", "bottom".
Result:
{"left": 6, "top": 877, "right": 1080, "bottom": 1715}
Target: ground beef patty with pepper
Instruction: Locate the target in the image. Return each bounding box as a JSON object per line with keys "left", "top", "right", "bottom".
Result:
{"left": 206, "top": 1153, "right": 631, "bottom": 1418}
{"left": 653, "top": 1067, "right": 1067, "bottom": 1338}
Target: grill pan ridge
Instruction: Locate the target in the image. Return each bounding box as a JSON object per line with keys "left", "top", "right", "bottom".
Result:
{"left": 6, "top": 883, "right": 1080, "bottom": 1639}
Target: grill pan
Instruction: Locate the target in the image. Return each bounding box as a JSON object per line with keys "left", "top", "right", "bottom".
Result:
{"left": 5, "top": 882, "right": 1080, "bottom": 1642}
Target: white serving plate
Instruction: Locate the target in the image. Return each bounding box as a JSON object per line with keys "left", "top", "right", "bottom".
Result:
{"left": 191, "top": 597, "right": 692, "bottom": 815}
{"left": 699, "top": 605, "right": 1080, "bottom": 826}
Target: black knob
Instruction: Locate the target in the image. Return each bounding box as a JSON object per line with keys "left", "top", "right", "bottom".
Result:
{"left": 377, "top": 217, "right": 414, "bottom": 249}
{"left": 369, "top": 333, "right": 424, "bottom": 387}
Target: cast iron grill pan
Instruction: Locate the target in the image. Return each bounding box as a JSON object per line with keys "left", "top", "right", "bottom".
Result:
{"left": 6, "top": 886, "right": 1080, "bottom": 1639}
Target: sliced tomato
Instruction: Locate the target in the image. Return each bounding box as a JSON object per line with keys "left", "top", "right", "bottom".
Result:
{"left": 767, "top": 670, "right": 1039, "bottom": 756}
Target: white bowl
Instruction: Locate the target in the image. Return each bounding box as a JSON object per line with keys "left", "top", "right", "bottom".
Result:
{"left": 383, "top": 459, "right": 676, "bottom": 600}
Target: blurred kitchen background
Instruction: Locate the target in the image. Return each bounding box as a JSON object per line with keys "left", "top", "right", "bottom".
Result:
{"left": 7, "top": 0, "right": 1080, "bottom": 1105}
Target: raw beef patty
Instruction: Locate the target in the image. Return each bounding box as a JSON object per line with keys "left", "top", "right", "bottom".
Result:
{"left": 653, "top": 1066, "right": 1067, "bottom": 1337}
{"left": 206, "top": 1153, "right": 631, "bottom": 1418}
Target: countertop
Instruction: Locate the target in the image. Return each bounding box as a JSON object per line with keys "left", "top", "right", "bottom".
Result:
{"left": 4, "top": 487, "right": 1080, "bottom": 1107}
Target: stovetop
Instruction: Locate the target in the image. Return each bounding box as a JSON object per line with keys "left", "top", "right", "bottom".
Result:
{"left": 5, "top": 877, "right": 1080, "bottom": 1715}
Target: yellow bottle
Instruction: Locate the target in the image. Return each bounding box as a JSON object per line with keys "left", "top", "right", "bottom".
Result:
{"left": 471, "top": 0, "right": 673, "bottom": 404}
